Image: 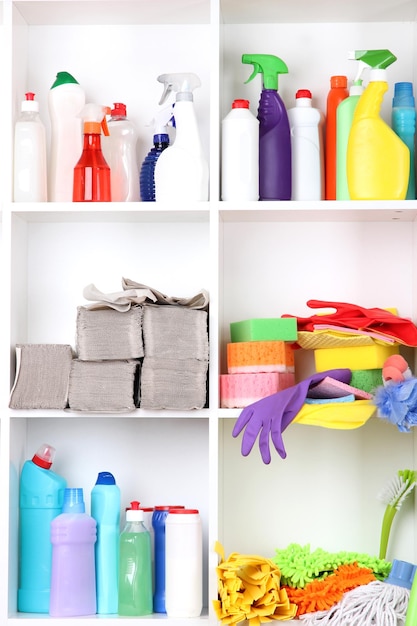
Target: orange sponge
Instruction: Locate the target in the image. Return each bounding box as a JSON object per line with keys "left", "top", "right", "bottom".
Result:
{"left": 227, "top": 341, "right": 295, "bottom": 374}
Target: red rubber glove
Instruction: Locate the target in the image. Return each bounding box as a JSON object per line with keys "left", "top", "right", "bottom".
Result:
{"left": 232, "top": 368, "right": 351, "bottom": 463}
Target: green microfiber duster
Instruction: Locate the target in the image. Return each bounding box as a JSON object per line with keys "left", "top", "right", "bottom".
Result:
{"left": 378, "top": 468, "right": 417, "bottom": 560}
{"left": 273, "top": 543, "right": 391, "bottom": 588}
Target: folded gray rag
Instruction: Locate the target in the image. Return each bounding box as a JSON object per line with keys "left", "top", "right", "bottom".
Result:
{"left": 142, "top": 305, "right": 209, "bottom": 360}
{"left": 9, "top": 344, "right": 73, "bottom": 409}
{"left": 68, "top": 359, "right": 139, "bottom": 412}
{"left": 140, "top": 357, "right": 208, "bottom": 410}
{"left": 76, "top": 305, "right": 144, "bottom": 360}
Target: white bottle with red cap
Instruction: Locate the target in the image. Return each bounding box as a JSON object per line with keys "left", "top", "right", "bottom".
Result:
{"left": 13, "top": 92, "right": 48, "bottom": 202}
{"left": 102, "top": 102, "right": 140, "bottom": 202}
{"left": 165, "top": 508, "right": 202, "bottom": 618}
{"left": 221, "top": 98, "right": 259, "bottom": 201}
{"left": 287, "top": 89, "right": 324, "bottom": 201}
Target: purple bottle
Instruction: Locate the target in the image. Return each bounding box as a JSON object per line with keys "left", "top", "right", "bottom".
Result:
{"left": 49, "top": 488, "right": 97, "bottom": 617}
{"left": 242, "top": 54, "right": 291, "bottom": 200}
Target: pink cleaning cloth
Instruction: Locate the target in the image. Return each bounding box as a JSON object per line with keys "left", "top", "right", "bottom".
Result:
{"left": 307, "top": 376, "right": 372, "bottom": 400}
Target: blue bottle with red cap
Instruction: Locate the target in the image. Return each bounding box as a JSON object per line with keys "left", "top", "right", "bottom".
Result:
{"left": 18, "top": 443, "right": 67, "bottom": 613}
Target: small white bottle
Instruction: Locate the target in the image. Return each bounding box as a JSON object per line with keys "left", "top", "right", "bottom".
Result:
{"left": 48, "top": 71, "right": 85, "bottom": 202}
{"left": 221, "top": 99, "right": 259, "bottom": 201}
{"left": 102, "top": 102, "right": 140, "bottom": 202}
{"left": 13, "top": 92, "right": 47, "bottom": 202}
{"left": 165, "top": 508, "right": 202, "bottom": 618}
{"left": 287, "top": 89, "right": 324, "bottom": 201}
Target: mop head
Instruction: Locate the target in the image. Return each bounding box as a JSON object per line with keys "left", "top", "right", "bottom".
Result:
{"left": 298, "top": 579, "right": 410, "bottom": 626}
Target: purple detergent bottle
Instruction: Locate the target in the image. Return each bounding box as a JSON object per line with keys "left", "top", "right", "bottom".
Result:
{"left": 242, "top": 54, "right": 291, "bottom": 200}
{"left": 49, "top": 487, "right": 97, "bottom": 617}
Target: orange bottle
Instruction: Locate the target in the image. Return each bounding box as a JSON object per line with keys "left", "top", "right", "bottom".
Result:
{"left": 325, "top": 75, "right": 348, "bottom": 200}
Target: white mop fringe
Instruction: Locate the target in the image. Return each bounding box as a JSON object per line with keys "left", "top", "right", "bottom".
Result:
{"left": 299, "top": 580, "right": 410, "bottom": 626}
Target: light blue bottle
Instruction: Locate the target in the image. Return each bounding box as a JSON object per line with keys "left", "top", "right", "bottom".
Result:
{"left": 18, "top": 443, "right": 67, "bottom": 613}
{"left": 91, "top": 471, "right": 121, "bottom": 614}
{"left": 392, "top": 82, "right": 416, "bottom": 200}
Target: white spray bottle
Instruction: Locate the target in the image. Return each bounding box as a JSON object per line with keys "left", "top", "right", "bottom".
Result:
{"left": 48, "top": 71, "right": 85, "bottom": 202}
{"left": 154, "top": 73, "right": 209, "bottom": 202}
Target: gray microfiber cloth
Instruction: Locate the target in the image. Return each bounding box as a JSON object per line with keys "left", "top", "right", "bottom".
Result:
{"left": 140, "top": 357, "right": 208, "bottom": 410}
{"left": 142, "top": 304, "right": 209, "bottom": 360}
{"left": 68, "top": 359, "right": 139, "bottom": 412}
{"left": 76, "top": 305, "right": 144, "bottom": 361}
{"left": 9, "top": 344, "right": 73, "bottom": 409}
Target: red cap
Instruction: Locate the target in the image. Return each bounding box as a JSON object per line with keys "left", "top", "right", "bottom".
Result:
{"left": 330, "top": 75, "right": 347, "bottom": 88}
{"left": 111, "top": 102, "right": 127, "bottom": 116}
{"left": 232, "top": 99, "right": 250, "bottom": 109}
{"left": 169, "top": 508, "right": 199, "bottom": 514}
{"left": 25, "top": 92, "right": 35, "bottom": 101}
{"left": 296, "top": 89, "right": 312, "bottom": 99}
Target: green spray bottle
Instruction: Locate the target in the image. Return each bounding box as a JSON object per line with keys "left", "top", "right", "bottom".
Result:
{"left": 242, "top": 54, "right": 291, "bottom": 200}
{"left": 336, "top": 57, "right": 366, "bottom": 200}
{"left": 346, "top": 49, "right": 410, "bottom": 200}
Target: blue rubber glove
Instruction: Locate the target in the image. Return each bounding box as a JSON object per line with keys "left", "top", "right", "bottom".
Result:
{"left": 232, "top": 368, "right": 352, "bottom": 463}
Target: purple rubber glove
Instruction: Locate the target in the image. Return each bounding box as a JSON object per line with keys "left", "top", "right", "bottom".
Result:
{"left": 232, "top": 368, "right": 351, "bottom": 463}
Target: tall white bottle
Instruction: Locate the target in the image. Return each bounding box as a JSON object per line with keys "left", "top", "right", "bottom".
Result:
{"left": 154, "top": 73, "right": 209, "bottom": 202}
{"left": 13, "top": 92, "right": 47, "bottom": 202}
{"left": 287, "top": 89, "right": 324, "bottom": 201}
{"left": 221, "top": 99, "right": 259, "bottom": 201}
{"left": 48, "top": 71, "right": 85, "bottom": 202}
{"left": 102, "top": 102, "right": 140, "bottom": 202}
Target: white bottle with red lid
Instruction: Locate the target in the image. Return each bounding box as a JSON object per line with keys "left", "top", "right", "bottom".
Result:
{"left": 221, "top": 98, "right": 259, "bottom": 201}
{"left": 165, "top": 508, "right": 202, "bottom": 618}
{"left": 287, "top": 89, "right": 324, "bottom": 200}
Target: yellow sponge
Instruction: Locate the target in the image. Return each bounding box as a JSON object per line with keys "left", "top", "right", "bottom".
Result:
{"left": 227, "top": 341, "right": 294, "bottom": 374}
{"left": 314, "top": 343, "right": 399, "bottom": 372}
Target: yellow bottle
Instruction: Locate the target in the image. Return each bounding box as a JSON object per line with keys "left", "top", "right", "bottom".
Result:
{"left": 347, "top": 50, "right": 409, "bottom": 200}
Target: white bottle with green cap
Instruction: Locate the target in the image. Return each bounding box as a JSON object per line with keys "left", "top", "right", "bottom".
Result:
{"left": 48, "top": 71, "right": 85, "bottom": 202}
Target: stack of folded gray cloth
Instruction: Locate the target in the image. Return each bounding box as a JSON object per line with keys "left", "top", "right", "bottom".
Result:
{"left": 140, "top": 304, "right": 209, "bottom": 410}
{"left": 68, "top": 305, "right": 143, "bottom": 412}
{"left": 9, "top": 344, "right": 73, "bottom": 409}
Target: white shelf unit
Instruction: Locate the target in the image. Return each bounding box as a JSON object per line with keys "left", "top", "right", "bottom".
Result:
{"left": 0, "top": 1, "right": 417, "bottom": 625}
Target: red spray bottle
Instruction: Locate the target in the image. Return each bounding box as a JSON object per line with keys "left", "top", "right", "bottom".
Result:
{"left": 73, "top": 104, "right": 111, "bottom": 202}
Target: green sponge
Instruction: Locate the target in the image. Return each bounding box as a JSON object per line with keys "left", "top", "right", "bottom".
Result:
{"left": 230, "top": 317, "right": 297, "bottom": 342}
{"left": 350, "top": 369, "right": 383, "bottom": 393}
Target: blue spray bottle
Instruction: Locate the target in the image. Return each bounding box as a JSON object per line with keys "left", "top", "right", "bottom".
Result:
{"left": 18, "top": 443, "right": 67, "bottom": 613}
{"left": 140, "top": 105, "right": 174, "bottom": 201}
{"left": 242, "top": 53, "right": 291, "bottom": 201}
{"left": 392, "top": 82, "right": 416, "bottom": 200}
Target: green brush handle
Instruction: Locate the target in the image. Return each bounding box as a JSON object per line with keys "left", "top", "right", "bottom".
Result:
{"left": 379, "top": 503, "right": 397, "bottom": 560}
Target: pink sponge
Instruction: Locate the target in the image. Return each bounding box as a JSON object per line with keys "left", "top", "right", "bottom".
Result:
{"left": 307, "top": 376, "right": 372, "bottom": 400}
{"left": 220, "top": 372, "right": 295, "bottom": 408}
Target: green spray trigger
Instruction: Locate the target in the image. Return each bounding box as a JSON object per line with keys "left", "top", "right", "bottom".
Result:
{"left": 349, "top": 49, "right": 397, "bottom": 70}
{"left": 242, "top": 54, "right": 288, "bottom": 91}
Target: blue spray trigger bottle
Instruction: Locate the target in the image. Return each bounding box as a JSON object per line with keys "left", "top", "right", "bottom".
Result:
{"left": 242, "top": 53, "right": 291, "bottom": 201}
{"left": 140, "top": 105, "right": 175, "bottom": 201}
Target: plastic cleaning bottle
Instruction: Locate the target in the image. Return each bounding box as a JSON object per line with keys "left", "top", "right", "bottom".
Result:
{"left": 336, "top": 76, "right": 364, "bottom": 200}
{"left": 73, "top": 103, "right": 111, "bottom": 202}
{"left": 152, "top": 505, "right": 184, "bottom": 613}
{"left": 287, "top": 89, "right": 324, "bottom": 201}
{"left": 242, "top": 53, "right": 291, "bottom": 201}
{"left": 91, "top": 471, "right": 121, "bottom": 614}
{"left": 49, "top": 487, "right": 97, "bottom": 617}
{"left": 140, "top": 105, "right": 174, "bottom": 201}
{"left": 165, "top": 508, "right": 203, "bottom": 618}
{"left": 102, "top": 102, "right": 140, "bottom": 202}
{"left": 392, "top": 81, "right": 416, "bottom": 200}
{"left": 154, "top": 72, "right": 209, "bottom": 202}
{"left": 48, "top": 71, "right": 85, "bottom": 202}
{"left": 18, "top": 443, "right": 67, "bottom": 613}
{"left": 118, "top": 501, "right": 153, "bottom": 616}
{"left": 347, "top": 49, "right": 409, "bottom": 200}
{"left": 325, "top": 75, "right": 348, "bottom": 200}
{"left": 221, "top": 98, "right": 259, "bottom": 201}
{"left": 13, "top": 92, "right": 47, "bottom": 202}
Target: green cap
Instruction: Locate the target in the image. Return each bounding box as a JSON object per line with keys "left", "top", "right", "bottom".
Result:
{"left": 352, "top": 49, "right": 397, "bottom": 70}
{"left": 242, "top": 54, "right": 288, "bottom": 91}
{"left": 50, "top": 71, "right": 80, "bottom": 89}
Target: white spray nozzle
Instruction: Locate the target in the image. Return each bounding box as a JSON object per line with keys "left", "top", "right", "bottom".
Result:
{"left": 157, "top": 72, "right": 201, "bottom": 104}
{"left": 78, "top": 103, "right": 111, "bottom": 135}
{"left": 148, "top": 104, "right": 175, "bottom": 134}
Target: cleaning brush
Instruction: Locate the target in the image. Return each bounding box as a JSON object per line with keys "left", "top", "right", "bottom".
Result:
{"left": 378, "top": 469, "right": 417, "bottom": 560}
